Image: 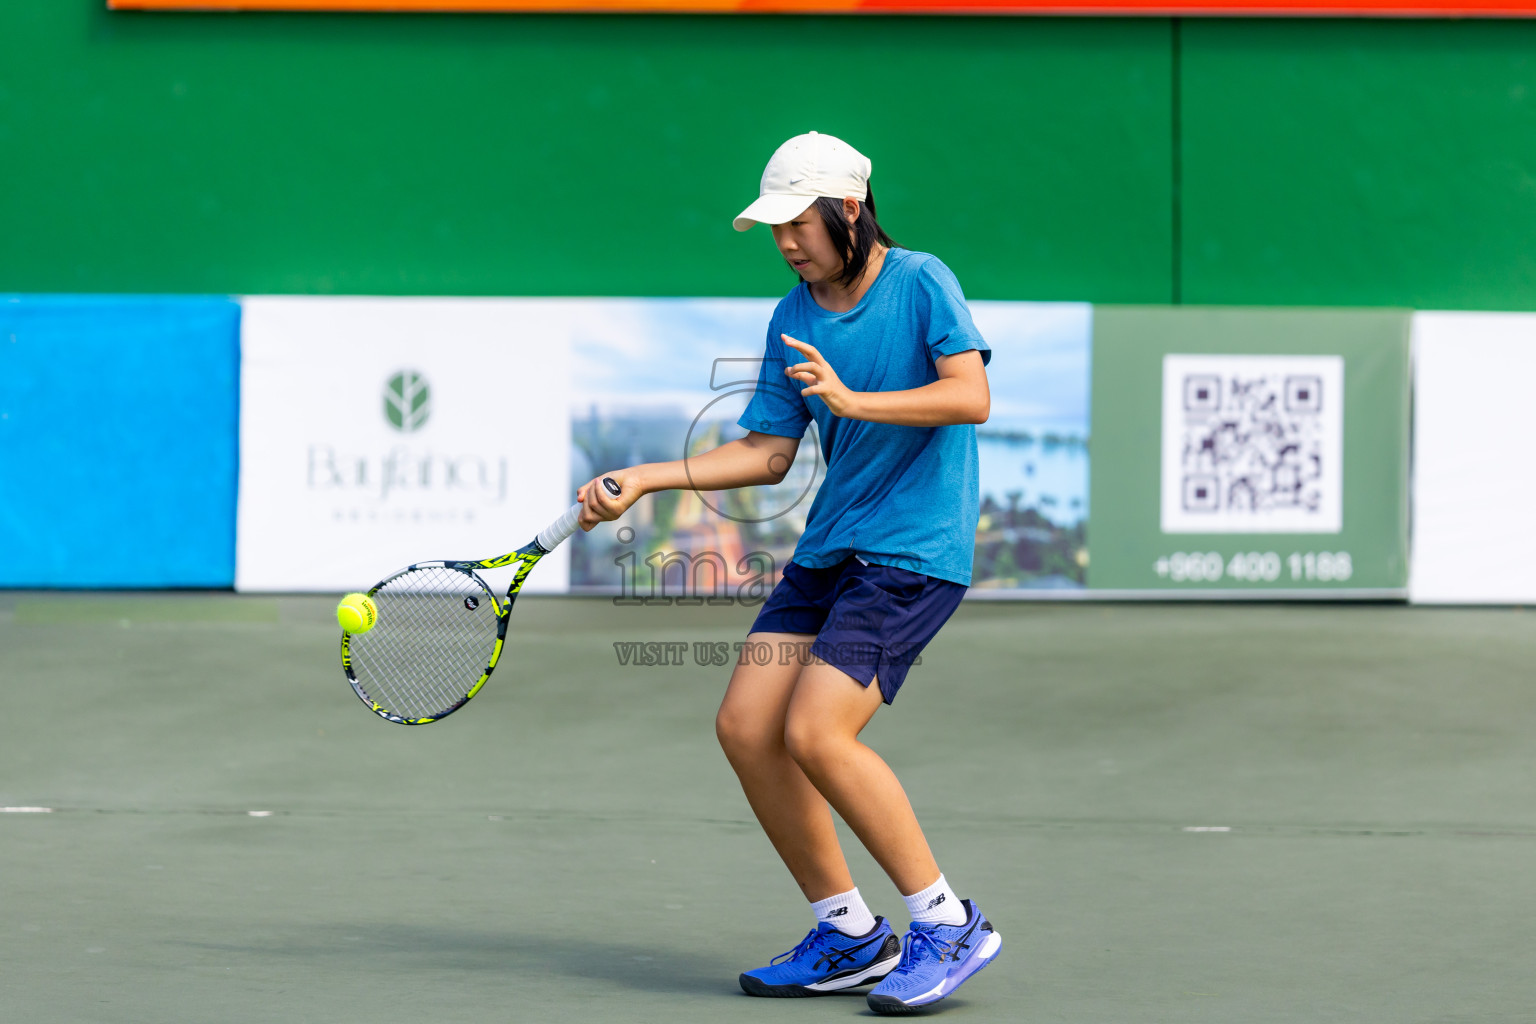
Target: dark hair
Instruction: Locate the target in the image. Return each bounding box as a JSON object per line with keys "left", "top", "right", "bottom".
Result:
{"left": 812, "top": 184, "right": 897, "bottom": 288}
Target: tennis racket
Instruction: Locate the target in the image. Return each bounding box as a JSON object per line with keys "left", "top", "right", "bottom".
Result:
{"left": 340, "top": 477, "right": 620, "bottom": 725}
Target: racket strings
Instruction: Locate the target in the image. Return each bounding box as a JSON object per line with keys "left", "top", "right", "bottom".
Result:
{"left": 347, "top": 566, "right": 501, "bottom": 721}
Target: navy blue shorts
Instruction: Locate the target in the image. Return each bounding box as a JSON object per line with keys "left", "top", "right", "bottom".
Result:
{"left": 748, "top": 557, "right": 967, "bottom": 704}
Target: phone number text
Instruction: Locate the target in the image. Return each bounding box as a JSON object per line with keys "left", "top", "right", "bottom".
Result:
{"left": 1153, "top": 551, "right": 1353, "bottom": 584}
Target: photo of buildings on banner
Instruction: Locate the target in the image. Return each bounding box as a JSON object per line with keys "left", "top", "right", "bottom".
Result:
{"left": 568, "top": 322, "right": 1089, "bottom": 597}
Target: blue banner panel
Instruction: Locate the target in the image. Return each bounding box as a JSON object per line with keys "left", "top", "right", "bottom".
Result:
{"left": 0, "top": 296, "right": 240, "bottom": 587}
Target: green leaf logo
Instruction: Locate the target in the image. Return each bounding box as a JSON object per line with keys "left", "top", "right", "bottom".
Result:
{"left": 384, "top": 370, "right": 431, "bottom": 433}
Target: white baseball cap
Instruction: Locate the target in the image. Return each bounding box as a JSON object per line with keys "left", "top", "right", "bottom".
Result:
{"left": 733, "top": 131, "right": 872, "bottom": 232}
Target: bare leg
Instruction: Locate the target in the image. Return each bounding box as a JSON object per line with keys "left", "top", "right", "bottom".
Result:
{"left": 715, "top": 633, "right": 856, "bottom": 903}
{"left": 783, "top": 661, "right": 941, "bottom": 897}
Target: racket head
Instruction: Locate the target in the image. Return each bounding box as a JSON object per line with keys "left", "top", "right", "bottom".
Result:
{"left": 341, "top": 563, "right": 507, "bottom": 724}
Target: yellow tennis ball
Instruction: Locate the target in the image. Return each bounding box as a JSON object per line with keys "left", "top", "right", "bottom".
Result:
{"left": 336, "top": 593, "right": 378, "bottom": 634}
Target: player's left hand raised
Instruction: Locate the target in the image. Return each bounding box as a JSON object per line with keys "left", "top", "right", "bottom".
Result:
{"left": 784, "top": 335, "right": 859, "bottom": 418}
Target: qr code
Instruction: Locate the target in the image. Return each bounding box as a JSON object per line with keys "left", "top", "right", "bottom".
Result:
{"left": 1160, "top": 354, "right": 1343, "bottom": 534}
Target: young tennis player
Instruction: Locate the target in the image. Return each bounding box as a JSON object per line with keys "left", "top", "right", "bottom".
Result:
{"left": 576, "top": 131, "right": 999, "bottom": 1014}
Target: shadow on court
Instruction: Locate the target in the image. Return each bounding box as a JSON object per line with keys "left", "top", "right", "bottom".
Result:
{"left": 172, "top": 924, "right": 740, "bottom": 996}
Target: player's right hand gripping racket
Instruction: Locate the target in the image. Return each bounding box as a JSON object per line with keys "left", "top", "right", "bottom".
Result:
{"left": 340, "top": 477, "right": 620, "bottom": 725}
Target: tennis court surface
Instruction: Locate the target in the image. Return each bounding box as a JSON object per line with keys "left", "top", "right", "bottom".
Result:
{"left": 2, "top": 594, "right": 1533, "bottom": 1022}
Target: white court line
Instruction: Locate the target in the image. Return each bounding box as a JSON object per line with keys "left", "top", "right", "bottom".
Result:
{"left": 1, "top": 807, "right": 54, "bottom": 813}
{"left": 1183, "top": 826, "right": 1232, "bottom": 832}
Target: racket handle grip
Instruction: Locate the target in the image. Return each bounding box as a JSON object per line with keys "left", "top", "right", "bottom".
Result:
{"left": 535, "top": 477, "right": 622, "bottom": 553}
{"left": 536, "top": 504, "right": 582, "bottom": 553}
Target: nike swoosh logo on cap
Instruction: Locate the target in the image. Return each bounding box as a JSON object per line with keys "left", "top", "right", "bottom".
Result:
{"left": 789, "top": 178, "right": 805, "bottom": 185}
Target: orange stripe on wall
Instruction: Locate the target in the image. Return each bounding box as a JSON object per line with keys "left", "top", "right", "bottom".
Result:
{"left": 106, "top": 0, "right": 1536, "bottom": 12}
{"left": 859, "top": 0, "right": 1536, "bottom": 7}
{"left": 109, "top": 0, "right": 748, "bottom": 9}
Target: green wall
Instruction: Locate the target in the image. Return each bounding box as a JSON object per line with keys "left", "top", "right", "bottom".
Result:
{"left": 0, "top": 7, "right": 1171, "bottom": 300}
{"left": 4, "top": 8, "right": 1536, "bottom": 307}
{"left": 1181, "top": 21, "right": 1536, "bottom": 309}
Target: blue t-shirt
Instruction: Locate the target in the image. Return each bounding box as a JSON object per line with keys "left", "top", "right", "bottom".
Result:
{"left": 737, "top": 249, "right": 991, "bottom": 586}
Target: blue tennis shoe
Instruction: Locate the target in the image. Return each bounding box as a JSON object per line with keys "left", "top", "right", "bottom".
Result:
{"left": 739, "top": 918, "right": 902, "bottom": 997}
{"left": 866, "top": 900, "right": 1002, "bottom": 1014}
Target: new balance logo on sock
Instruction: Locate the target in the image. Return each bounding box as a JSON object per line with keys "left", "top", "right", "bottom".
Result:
{"left": 812, "top": 886, "right": 877, "bottom": 937}
{"left": 904, "top": 876, "right": 963, "bottom": 926}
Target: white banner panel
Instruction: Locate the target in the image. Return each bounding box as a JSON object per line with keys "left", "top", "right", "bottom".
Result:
{"left": 237, "top": 297, "right": 571, "bottom": 592}
{"left": 1410, "top": 312, "right": 1536, "bottom": 604}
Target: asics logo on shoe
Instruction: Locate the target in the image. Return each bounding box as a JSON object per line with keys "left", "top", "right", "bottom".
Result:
{"left": 940, "top": 920, "right": 980, "bottom": 962}
{"left": 926, "top": 894, "right": 946, "bottom": 909}
{"left": 813, "top": 933, "right": 888, "bottom": 973}
{"left": 815, "top": 948, "right": 861, "bottom": 971}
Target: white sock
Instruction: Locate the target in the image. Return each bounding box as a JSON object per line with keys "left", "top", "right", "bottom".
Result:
{"left": 811, "top": 887, "right": 878, "bottom": 937}
{"left": 903, "top": 874, "right": 967, "bottom": 926}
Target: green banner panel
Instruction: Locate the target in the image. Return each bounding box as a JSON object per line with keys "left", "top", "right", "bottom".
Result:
{"left": 1088, "top": 307, "right": 1410, "bottom": 595}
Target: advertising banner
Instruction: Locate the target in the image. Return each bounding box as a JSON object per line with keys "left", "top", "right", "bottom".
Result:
{"left": 108, "top": 0, "right": 1536, "bottom": 14}
{"left": 1409, "top": 312, "right": 1536, "bottom": 604}
{"left": 564, "top": 298, "right": 785, "bottom": 601}
{"left": 236, "top": 297, "right": 570, "bottom": 592}
{"left": 1088, "top": 307, "right": 1410, "bottom": 596}
{"left": 0, "top": 295, "right": 240, "bottom": 588}
{"left": 968, "top": 302, "right": 1091, "bottom": 594}
{"left": 559, "top": 298, "right": 1088, "bottom": 600}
